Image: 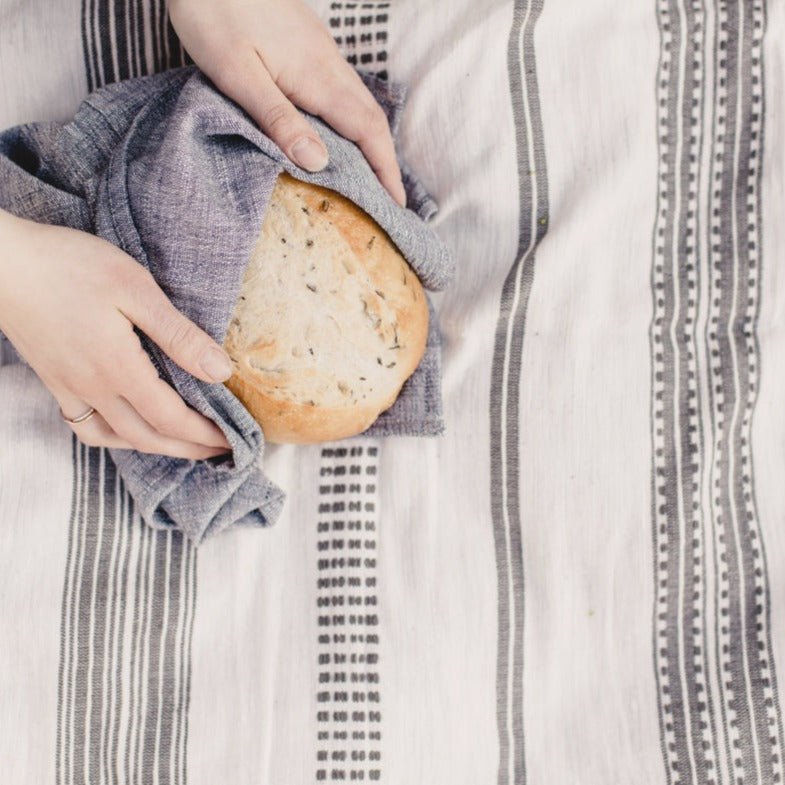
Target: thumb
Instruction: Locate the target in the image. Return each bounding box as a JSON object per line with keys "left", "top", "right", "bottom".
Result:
{"left": 123, "top": 271, "right": 233, "bottom": 384}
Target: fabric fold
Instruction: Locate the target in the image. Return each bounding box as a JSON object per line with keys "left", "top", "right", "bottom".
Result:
{"left": 0, "top": 66, "right": 453, "bottom": 544}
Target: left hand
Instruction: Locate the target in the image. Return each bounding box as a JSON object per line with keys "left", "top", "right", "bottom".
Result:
{"left": 168, "top": 0, "right": 406, "bottom": 206}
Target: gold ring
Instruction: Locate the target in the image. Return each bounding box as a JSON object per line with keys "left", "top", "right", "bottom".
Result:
{"left": 60, "top": 406, "right": 97, "bottom": 425}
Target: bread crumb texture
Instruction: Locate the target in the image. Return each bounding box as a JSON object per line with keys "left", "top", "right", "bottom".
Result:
{"left": 223, "top": 173, "right": 429, "bottom": 443}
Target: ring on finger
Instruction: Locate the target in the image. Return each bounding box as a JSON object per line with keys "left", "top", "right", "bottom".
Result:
{"left": 60, "top": 405, "right": 97, "bottom": 425}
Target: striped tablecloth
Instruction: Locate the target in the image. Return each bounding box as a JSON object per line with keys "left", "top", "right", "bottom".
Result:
{"left": 1, "top": 1, "right": 784, "bottom": 783}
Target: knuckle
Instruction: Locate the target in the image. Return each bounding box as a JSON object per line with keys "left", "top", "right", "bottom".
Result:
{"left": 361, "top": 102, "right": 388, "bottom": 133}
{"left": 262, "top": 102, "right": 297, "bottom": 138}
{"left": 162, "top": 315, "right": 198, "bottom": 356}
{"left": 148, "top": 412, "right": 183, "bottom": 438}
{"left": 73, "top": 363, "right": 112, "bottom": 392}
{"left": 119, "top": 259, "right": 154, "bottom": 294}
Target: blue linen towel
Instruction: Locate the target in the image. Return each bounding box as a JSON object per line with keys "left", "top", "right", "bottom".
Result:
{"left": 0, "top": 66, "right": 453, "bottom": 544}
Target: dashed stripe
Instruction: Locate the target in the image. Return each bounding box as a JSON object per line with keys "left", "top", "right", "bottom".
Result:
{"left": 329, "top": 0, "right": 391, "bottom": 80}
{"left": 315, "top": 442, "right": 383, "bottom": 783}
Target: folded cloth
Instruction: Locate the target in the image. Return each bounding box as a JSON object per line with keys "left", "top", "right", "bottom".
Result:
{"left": 0, "top": 66, "right": 454, "bottom": 544}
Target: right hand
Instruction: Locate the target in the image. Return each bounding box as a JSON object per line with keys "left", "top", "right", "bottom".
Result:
{"left": 0, "top": 209, "right": 233, "bottom": 460}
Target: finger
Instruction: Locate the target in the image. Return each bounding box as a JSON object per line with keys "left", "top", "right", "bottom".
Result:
{"left": 213, "top": 50, "right": 329, "bottom": 172}
{"left": 99, "top": 396, "right": 231, "bottom": 460}
{"left": 124, "top": 370, "right": 230, "bottom": 450}
{"left": 119, "top": 270, "right": 234, "bottom": 385}
{"left": 54, "top": 390, "right": 134, "bottom": 450}
{"left": 293, "top": 61, "right": 406, "bottom": 206}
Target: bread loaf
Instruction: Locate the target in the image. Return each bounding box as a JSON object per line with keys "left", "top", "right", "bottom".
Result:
{"left": 222, "top": 173, "right": 429, "bottom": 444}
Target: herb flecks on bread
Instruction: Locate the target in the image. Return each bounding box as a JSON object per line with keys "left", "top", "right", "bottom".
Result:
{"left": 222, "top": 173, "right": 429, "bottom": 444}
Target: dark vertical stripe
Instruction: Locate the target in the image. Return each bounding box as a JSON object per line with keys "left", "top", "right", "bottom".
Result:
{"left": 131, "top": 525, "right": 153, "bottom": 780}
{"left": 181, "top": 546, "right": 197, "bottom": 782}
{"left": 149, "top": 0, "right": 160, "bottom": 72}
{"left": 129, "top": 0, "right": 142, "bottom": 77}
{"left": 86, "top": 453, "right": 120, "bottom": 780}
{"left": 490, "top": 2, "right": 548, "bottom": 784}
{"left": 156, "top": 534, "right": 183, "bottom": 782}
{"left": 109, "top": 492, "right": 134, "bottom": 785}
{"left": 158, "top": 0, "right": 171, "bottom": 70}
{"left": 173, "top": 540, "right": 194, "bottom": 785}
{"left": 114, "top": 0, "right": 130, "bottom": 81}
{"left": 55, "top": 438, "right": 82, "bottom": 785}
{"left": 123, "top": 519, "right": 145, "bottom": 783}
{"left": 141, "top": 533, "right": 170, "bottom": 775}
{"left": 96, "top": 0, "right": 115, "bottom": 84}
{"left": 102, "top": 469, "right": 126, "bottom": 785}
{"left": 131, "top": 0, "right": 148, "bottom": 76}
{"left": 81, "top": 4, "right": 94, "bottom": 93}
{"left": 71, "top": 446, "right": 102, "bottom": 785}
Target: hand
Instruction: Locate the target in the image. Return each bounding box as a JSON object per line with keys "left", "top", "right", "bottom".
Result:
{"left": 168, "top": 0, "right": 406, "bottom": 206}
{"left": 0, "top": 210, "right": 232, "bottom": 460}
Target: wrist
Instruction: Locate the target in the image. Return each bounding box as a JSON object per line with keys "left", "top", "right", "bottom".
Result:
{"left": 0, "top": 210, "right": 35, "bottom": 323}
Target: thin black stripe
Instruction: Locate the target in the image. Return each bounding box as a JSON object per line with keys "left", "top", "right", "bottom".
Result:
{"left": 55, "top": 438, "right": 81, "bottom": 785}
{"left": 491, "top": 1, "right": 548, "bottom": 783}
{"left": 174, "top": 540, "right": 195, "bottom": 785}
{"left": 155, "top": 534, "right": 181, "bottom": 782}
{"left": 123, "top": 519, "right": 147, "bottom": 783}
{"left": 181, "top": 545, "right": 197, "bottom": 781}
{"left": 102, "top": 462, "right": 129, "bottom": 783}
{"left": 150, "top": 0, "right": 161, "bottom": 73}
{"left": 133, "top": 0, "right": 145, "bottom": 78}
{"left": 70, "top": 446, "right": 101, "bottom": 785}
{"left": 131, "top": 524, "right": 154, "bottom": 780}
{"left": 129, "top": 0, "right": 142, "bottom": 77}
{"left": 109, "top": 490, "right": 133, "bottom": 785}
{"left": 87, "top": 452, "right": 120, "bottom": 779}
{"left": 91, "top": 0, "right": 106, "bottom": 89}
{"left": 114, "top": 0, "right": 130, "bottom": 81}
{"left": 81, "top": 2, "right": 95, "bottom": 93}
{"left": 96, "top": 0, "right": 115, "bottom": 85}
{"left": 141, "top": 532, "right": 170, "bottom": 777}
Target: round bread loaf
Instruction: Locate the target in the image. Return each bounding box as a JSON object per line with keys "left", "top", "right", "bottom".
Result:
{"left": 222, "top": 173, "right": 429, "bottom": 444}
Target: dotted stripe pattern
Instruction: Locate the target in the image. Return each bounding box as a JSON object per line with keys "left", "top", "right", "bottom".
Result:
{"left": 652, "top": 2, "right": 714, "bottom": 781}
{"left": 315, "top": 444, "right": 383, "bottom": 783}
{"left": 329, "top": 1, "right": 390, "bottom": 80}
{"left": 650, "top": 1, "right": 784, "bottom": 783}
{"left": 706, "top": 3, "right": 783, "bottom": 783}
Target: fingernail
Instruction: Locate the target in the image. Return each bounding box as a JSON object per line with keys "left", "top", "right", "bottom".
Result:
{"left": 200, "top": 347, "right": 233, "bottom": 382}
{"left": 291, "top": 137, "right": 329, "bottom": 172}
